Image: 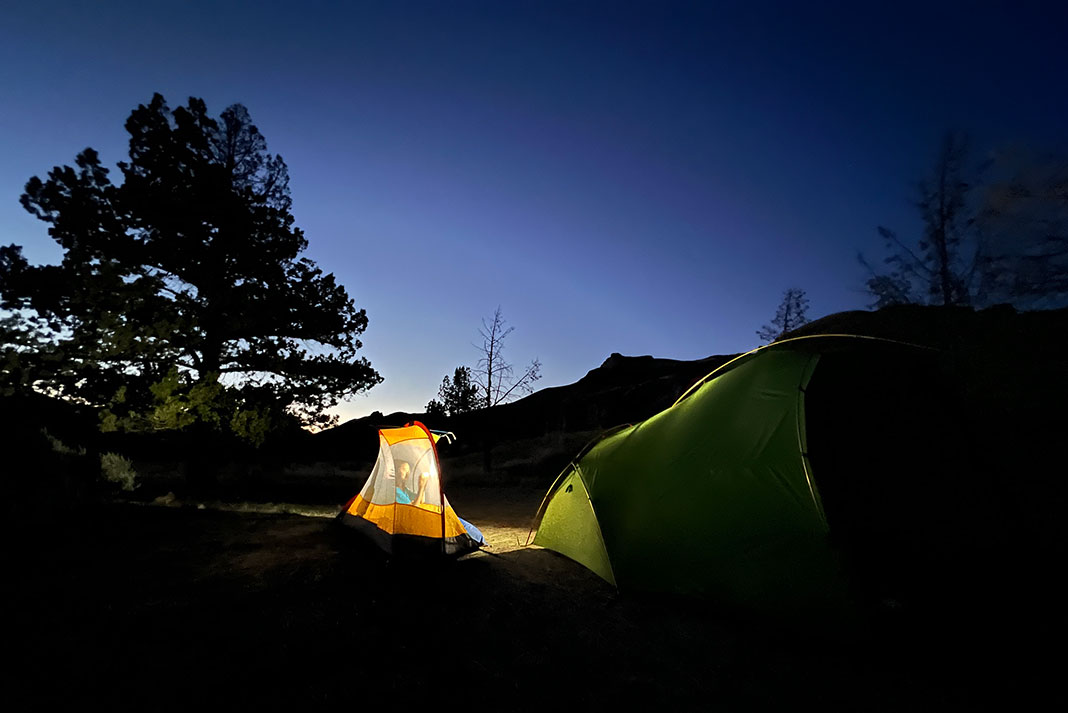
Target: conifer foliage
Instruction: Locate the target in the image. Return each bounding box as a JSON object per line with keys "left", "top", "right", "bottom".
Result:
{"left": 426, "top": 366, "right": 480, "bottom": 418}
{"left": 757, "top": 288, "right": 810, "bottom": 343}
{"left": 0, "top": 94, "right": 381, "bottom": 436}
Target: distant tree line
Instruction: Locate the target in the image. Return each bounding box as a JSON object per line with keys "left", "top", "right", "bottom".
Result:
{"left": 860, "top": 131, "right": 1068, "bottom": 310}
{"left": 758, "top": 132, "right": 1066, "bottom": 345}
{"left": 427, "top": 306, "right": 541, "bottom": 418}
{"left": 757, "top": 288, "right": 810, "bottom": 343}
{"left": 426, "top": 366, "right": 480, "bottom": 419}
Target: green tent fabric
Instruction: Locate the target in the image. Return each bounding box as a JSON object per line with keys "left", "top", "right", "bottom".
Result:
{"left": 531, "top": 335, "right": 952, "bottom": 618}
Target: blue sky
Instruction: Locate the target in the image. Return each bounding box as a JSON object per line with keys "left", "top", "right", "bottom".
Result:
{"left": 2, "top": 1, "right": 1065, "bottom": 421}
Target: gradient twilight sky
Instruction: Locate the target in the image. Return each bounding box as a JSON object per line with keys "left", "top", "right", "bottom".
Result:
{"left": 2, "top": 1, "right": 1065, "bottom": 421}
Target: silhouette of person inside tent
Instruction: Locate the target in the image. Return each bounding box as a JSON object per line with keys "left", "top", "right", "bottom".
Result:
{"left": 395, "top": 461, "right": 430, "bottom": 506}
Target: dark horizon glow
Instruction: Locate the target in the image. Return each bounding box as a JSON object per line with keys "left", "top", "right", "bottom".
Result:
{"left": 2, "top": 1, "right": 1065, "bottom": 421}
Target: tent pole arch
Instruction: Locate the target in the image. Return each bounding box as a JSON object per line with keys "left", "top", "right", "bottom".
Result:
{"left": 672, "top": 334, "right": 936, "bottom": 408}
{"left": 795, "top": 354, "right": 828, "bottom": 528}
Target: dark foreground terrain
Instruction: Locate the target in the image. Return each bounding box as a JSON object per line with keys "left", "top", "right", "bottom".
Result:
{"left": 7, "top": 486, "right": 1060, "bottom": 712}
{"left": 6, "top": 306, "right": 1067, "bottom": 710}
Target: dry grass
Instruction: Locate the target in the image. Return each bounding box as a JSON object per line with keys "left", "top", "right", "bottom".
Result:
{"left": 7, "top": 487, "right": 1057, "bottom": 711}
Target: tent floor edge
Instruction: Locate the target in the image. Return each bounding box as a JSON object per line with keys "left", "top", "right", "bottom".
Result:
{"left": 337, "top": 511, "right": 394, "bottom": 555}
{"left": 337, "top": 511, "right": 482, "bottom": 558}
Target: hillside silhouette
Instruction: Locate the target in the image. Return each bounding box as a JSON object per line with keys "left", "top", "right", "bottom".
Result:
{"left": 313, "top": 304, "right": 1067, "bottom": 506}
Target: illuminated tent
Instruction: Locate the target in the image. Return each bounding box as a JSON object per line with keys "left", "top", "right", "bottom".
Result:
{"left": 338, "top": 422, "right": 484, "bottom": 556}
{"left": 530, "top": 336, "right": 970, "bottom": 617}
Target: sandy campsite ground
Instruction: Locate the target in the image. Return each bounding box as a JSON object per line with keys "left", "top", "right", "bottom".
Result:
{"left": 7, "top": 485, "right": 1057, "bottom": 711}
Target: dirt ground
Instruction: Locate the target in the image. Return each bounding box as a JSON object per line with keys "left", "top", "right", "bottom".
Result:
{"left": 6, "top": 485, "right": 1058, "bottom": 711}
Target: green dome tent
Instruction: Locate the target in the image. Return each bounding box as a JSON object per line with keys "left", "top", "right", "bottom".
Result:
{"left": 529, "top": 335, "right": 974, "bottom": 618}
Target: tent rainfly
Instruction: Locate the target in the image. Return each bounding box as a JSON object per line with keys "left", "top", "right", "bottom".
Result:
{"left": 530, "top": 335, "right": 973, "bottom": 617}
{"left": 338, "top": 421, "right": 484, "bottom": 556}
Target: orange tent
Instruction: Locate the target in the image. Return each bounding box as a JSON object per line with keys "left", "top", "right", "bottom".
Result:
{"left": 337, "top": 421, "right": 484, "bottom": 556}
